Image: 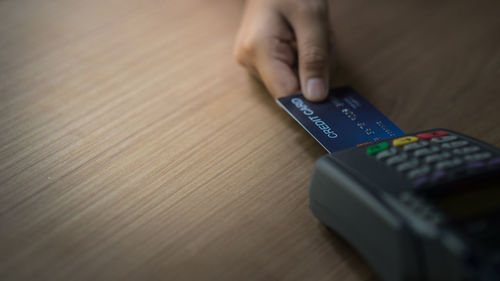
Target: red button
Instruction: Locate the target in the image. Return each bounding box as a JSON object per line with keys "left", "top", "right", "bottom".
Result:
{"left": 417, "top": 130, "right": 449, "bottom": 140}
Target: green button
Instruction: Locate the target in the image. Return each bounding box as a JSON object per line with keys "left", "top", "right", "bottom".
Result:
{"left": 366, "top": 142, "right": 389, "bottom": 155}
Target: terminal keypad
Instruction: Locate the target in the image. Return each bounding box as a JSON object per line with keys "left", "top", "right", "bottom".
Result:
{"left": 366, "top": 130, "right": 500, "bottom": 188}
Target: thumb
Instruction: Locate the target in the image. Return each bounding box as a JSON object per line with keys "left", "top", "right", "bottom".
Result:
{"left": 288, "top": 3, "right": 330, "bottom": 102}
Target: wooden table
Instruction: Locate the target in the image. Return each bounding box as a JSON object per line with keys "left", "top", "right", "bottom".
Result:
{"left": 1, "top": 0, "right": 499, "bottom": 280}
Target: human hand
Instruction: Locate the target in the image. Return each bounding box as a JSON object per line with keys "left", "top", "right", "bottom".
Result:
{"left": 234, "top": 0, "right": 332, "bottom": 102}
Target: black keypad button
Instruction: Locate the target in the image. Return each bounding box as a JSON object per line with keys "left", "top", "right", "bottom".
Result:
{"left": 424, "top": 152, "right": 452, "bottom": 163}
{"left": 386, "top": 153, "right": 408, "bottom": 166}
{"left": 467, "top": 161, "right": 486, "bottom": 170}
{"left": 414, "top": 146, "right": 440, "bottom": 157}
{"left": 431, "top": 170, "right": 447, "bottom": 182}
{"left": 465, "top": 152, "right": 493, "bottom": 162}
{"left": 435, "top": 158, "right": 463, "bottom": 170}
{"left": 403, "top": 141, "right": 429, "bottom": 151}
{"left": 408, "top": 165, "right": 431, "bottom": 179}
{"left": 441, "top": 140, "right": 468, "bottom": 149}
{"left": 397, "top": 159, "right": 420, "bottom": 172}
{"left": 488, "top": 157, "right": 500, "bottom": 167}
{"left": 430, "top": 135, "right": 458, "bottom": 143}
{"left": 452, "top": 146, "right": 480, "bottom": 155}
{"left": 376, "top": 147, "right": 397, "bottom": 160}
{"left": 412, "top": 176, "right": 429, "bottom": 187}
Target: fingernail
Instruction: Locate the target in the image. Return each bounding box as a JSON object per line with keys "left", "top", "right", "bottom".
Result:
{"left": 306, "top": 78, "right": 326, "bottom": 101}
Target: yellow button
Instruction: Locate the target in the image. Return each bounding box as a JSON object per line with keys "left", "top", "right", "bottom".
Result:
{"left": 392, "top": 136, "right": 418, "bottom": 147}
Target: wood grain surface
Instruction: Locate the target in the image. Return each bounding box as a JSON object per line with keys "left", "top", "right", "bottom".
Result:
{"left": 1, "top": 0, "right": 499, "bottom": 280}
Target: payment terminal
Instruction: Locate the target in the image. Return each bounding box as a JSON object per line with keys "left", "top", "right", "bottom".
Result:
{"left": 310, "top": 129, "right": 500, "bottom": 281}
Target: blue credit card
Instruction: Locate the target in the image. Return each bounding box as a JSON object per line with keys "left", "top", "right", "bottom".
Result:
{"left": 277, "top": 87, "right": 405, "bottom": 153}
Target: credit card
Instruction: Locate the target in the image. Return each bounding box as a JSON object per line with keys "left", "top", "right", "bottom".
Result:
{"left": 277, "top": 87, "right": 404, "bottom": 153}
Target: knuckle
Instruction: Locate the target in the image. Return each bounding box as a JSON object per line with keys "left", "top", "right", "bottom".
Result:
{"left": 233, "top": 49, "right": 246, "bottom": 66}
{"left": 234, "top": 39, "right": 256, "bottom": 65}
{"left": 300, "top": 46, "right": 327, "bottom": 70}
{"left": 270, "top": 39, "right": 296, "bottom": 65}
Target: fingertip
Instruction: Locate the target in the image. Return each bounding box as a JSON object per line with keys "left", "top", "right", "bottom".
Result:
{"left": 304, "top": 78, "right": 328, "bottom": 102}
